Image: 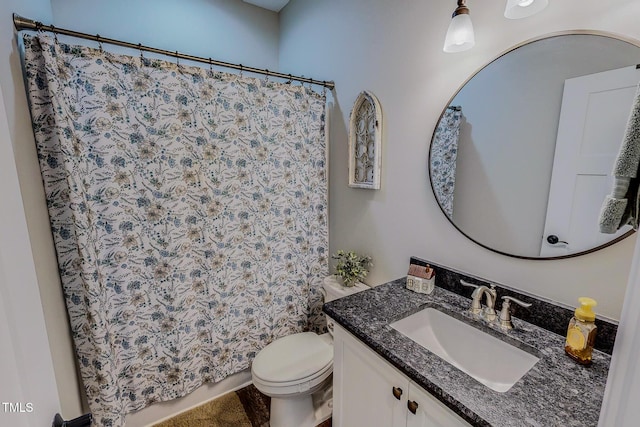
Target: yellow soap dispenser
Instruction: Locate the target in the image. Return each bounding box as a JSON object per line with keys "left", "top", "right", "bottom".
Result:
{"left": 565, "top": 297, "right": 598, "bottom": 365}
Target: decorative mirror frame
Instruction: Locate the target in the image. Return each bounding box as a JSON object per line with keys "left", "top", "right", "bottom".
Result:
{"left": 428, "top": 30, "right": 638, "bottom": 260}
{"left": 348, "top": 91, "right": 383, "bottom": 189}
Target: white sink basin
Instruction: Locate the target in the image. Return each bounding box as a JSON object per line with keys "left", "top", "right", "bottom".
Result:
{"left": 390, "top": 307, "right": 539, "bottom": 392}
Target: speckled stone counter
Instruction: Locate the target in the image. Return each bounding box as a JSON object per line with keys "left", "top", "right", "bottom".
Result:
{"left": 323, "top": 279, "right": 611, "bottom": 427}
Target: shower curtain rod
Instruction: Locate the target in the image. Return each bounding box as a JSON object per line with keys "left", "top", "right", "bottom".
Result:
{"left": 13, "top": 14, "right": 335, "bottom": 90}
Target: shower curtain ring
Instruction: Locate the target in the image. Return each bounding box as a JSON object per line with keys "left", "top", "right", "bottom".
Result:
{"left": 138, "top": 43, "right": 144, "bottom": 65}
{"left": 264, "top": 70, "right": 269, "bottom": 82}
{"left": 287, "top": 74, "right": 293, "bottom": 84}
{"left": 50, "top": 25, "right": 59, "bottom": 43}
{"left": 175, "top": 51, "right": 180, "bottom": 66}
{"left": 209, "top": 57, "right": 213, "bottom": 72}
{"left": 96, "top": 34, "right": 103, "bottom": 52}
{"left": 239, "top": 64, "right": 243, "bottom": 77}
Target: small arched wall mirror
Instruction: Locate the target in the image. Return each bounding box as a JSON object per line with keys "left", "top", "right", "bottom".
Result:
{"left": 429, "top": 33, "right": 640, "bottom": 259}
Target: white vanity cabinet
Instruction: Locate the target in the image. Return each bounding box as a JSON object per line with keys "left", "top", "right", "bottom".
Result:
{"left": 404, "top": 381, "right": 472, "bottom": 427}
{"left": 332, "top": 321, "right": 471, "bottom": 427}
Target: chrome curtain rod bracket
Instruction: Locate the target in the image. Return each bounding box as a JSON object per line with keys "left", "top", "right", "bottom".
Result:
{"left": 12, "top": 13, "right": 335, "bottom": 91}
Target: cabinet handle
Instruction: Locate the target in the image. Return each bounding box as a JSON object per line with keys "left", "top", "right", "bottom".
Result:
{"left": 392, "top": 386, "right": 403, "bottom": 400}
{"left": 407, "top": 400, "right": 419, "bottom": 414}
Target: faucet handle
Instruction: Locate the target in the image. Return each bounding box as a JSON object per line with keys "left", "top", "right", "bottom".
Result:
{"left": 460, "top": 279, "right": 479, "bottom": 290}
{"left": 502, "top": 296, "right": 532, "bottom": 308}
{"left": 498, "top": 296, "right": 532, "bottom": 329}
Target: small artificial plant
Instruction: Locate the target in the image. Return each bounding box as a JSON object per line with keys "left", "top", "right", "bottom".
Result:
{"left": 332, "top": 250, "right": 373, "bottom": 287}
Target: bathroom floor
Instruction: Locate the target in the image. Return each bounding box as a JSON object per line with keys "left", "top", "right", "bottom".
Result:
{"left": 152, "top": 384, "right": 332, "bottom": 427}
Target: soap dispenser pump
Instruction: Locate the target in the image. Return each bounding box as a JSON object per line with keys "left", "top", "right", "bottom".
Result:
{"left": 565, "top": 297, "right": 598, "bottom": 365}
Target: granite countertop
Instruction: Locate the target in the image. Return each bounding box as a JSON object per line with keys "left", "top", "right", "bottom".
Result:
{"left": 323, "top": 279, "right": 610, "bottom": 427}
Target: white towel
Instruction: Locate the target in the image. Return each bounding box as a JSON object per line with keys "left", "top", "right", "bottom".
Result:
{"left": 599, "top": 83, "right": 640, "bottom": 233}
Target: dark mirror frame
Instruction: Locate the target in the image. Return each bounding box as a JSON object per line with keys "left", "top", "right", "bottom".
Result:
{"left": 428, "top": 31, "right": 637, "bottom": 260}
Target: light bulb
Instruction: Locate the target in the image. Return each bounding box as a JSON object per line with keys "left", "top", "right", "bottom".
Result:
{"left": 504, "top": 0, "right": 548, "bottom": 19}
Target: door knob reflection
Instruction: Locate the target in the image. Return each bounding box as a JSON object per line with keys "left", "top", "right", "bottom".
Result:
{"left": 547, "top": 235, "right": 569, "bottom": 245}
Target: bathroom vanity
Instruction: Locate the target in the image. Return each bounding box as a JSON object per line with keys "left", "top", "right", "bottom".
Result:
{"left": 324, "top": 266, "right": 613, "bottom": 427}
{"left": 332, "top": 319, "right": 471, "bottom": 426}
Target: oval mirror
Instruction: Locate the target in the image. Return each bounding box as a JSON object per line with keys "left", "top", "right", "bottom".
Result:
{"left": 429, "top": 33, "right": 640, "bottom": 259}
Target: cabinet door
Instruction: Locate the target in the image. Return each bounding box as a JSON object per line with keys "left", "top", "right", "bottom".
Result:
{"left": 406, "top": 383, "right": 472, "bottom": 427}
{"left": 333, "top": 323, "right": 408, "bottom": 427}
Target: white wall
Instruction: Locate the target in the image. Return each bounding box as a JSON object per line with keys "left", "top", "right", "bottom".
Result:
{"left": 51, "top": 0, "right": 280, "bottom": 71}
{"left": 452, "top": 35, "right": 640, "bottom": 257}
{"left": 279, "top": 0, "right": 640, "bottom": 320}
{"left": 599, "top": 235, "right": 640, "bottom": 426}
{"left": 0, "top": 1, "right": 61, "bottom": 426}
{"left": 0, "top": 85, "right": 60, "bottom": 427}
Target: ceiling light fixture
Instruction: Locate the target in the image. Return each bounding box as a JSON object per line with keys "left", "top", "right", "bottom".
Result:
{"left": 443, "top": 0, "right": 475, "bottom": 53}
{"left": 504, "top": 0, "right": 549, "bottom": 19}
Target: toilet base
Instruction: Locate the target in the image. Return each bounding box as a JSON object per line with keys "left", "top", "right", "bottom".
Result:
{"left": 312, "top": 382, "right": 333, "bottom": 425}
{"left": 265, "top": 379, "right": 332, "bottom": 427}
{"left": 270, "top": 394, "right": 315, "bottom": 427}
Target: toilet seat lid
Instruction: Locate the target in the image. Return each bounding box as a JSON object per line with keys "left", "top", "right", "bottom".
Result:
{"left": 252, "top": 332, "right": 333, "bottom": 383}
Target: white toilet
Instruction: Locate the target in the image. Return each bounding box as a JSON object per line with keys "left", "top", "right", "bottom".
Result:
{"left": 251, "top": 276, "right": 368, "bottom": 427}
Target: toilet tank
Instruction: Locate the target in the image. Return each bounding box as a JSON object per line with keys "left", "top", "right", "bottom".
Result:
{"left": 323, "top": 276, "right": 369, "bottom": 336}
{"left": 323, "top": 275, "right": 369, "bottom": 302}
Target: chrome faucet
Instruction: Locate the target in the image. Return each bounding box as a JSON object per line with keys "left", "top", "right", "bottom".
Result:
{"left": 476, "top": 285, "right": 498, "bottom": 321}
{"left": 461, "top": 279, "right": 532, "bottom": 329}
{"left": 461, "top": 280, "right": 497, "bottom": 321}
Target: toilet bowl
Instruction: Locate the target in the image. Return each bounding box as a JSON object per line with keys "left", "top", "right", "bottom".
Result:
{"left": 250, "top": 276, "right": 368, "bottom": 427}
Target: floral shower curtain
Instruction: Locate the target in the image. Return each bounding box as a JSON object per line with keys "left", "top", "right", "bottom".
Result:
{"left": 430, "top": 107, "right": 462, "bottom": 218}
{"left": 23, "top": 35, "right": 327, "bottom": 427}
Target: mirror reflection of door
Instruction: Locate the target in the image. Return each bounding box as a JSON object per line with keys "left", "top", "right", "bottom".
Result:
{"left": 541, "top": 66, "right": 640, "bottom": 257}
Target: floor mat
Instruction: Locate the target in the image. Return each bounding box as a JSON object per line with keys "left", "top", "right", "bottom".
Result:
{"left": 152, "top": 391, "right": 252, "bottom": 427}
